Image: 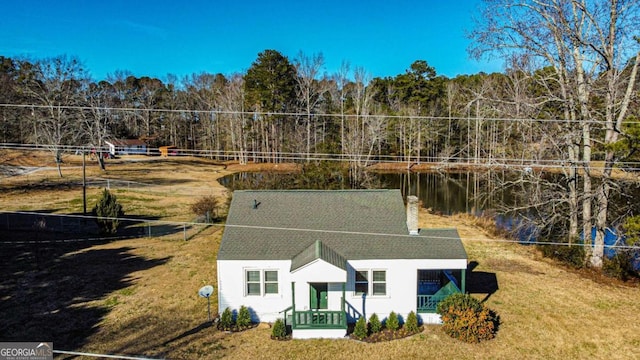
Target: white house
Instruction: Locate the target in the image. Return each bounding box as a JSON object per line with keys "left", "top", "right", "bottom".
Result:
{"left": 104, "top": 139, "right": 147, "bottom": 156}
{"left": 216, "top": 189, "right": 468, "bottom": 339}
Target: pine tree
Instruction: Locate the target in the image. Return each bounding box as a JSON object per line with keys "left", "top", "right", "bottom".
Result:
{"left": 92, "top": 188, "right": 124, "bottom": 234}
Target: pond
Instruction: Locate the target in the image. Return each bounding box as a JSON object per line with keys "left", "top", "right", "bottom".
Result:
{"left": 219, "top": 170, "right": 522, "bottom": 215}
{"left": 220, "top": 170, "right": 640, "bottom": 217}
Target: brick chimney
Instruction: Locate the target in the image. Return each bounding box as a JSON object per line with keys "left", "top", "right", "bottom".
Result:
{"left": 406, "top": 195, "right": 419, "bottom": 235}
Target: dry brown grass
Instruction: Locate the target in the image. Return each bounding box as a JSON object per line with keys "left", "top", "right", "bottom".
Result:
{"left": 1, "top": 149, "right": 640, "bottom": 359}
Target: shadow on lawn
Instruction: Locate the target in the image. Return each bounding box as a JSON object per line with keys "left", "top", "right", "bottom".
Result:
{"left": 0, "top": 238, "right": 169, "bottom": 350}
{"left": 162, "top": 321, "right": 213, "bottom": 346}
{"left": 466, "top": 260, "right": 499, "bottom": 303}
{"left": 0, "top": 211, "right": 196, "bottom": 242}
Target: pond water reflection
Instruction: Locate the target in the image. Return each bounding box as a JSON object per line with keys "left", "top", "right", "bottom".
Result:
{"left": 219, "top": 170, "right": 520, "bottom": 215}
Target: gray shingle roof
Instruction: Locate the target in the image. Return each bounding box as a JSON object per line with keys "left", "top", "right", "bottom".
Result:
{"left": 217, "top": 190, "right": 467, "bottom": 261}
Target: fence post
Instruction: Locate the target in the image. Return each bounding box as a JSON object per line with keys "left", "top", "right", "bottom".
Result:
{"left": 183, "top": 224, "right": 187, "bottom": 241}
{"left": 148, "top": 222, "right": 151, "bottom": 238}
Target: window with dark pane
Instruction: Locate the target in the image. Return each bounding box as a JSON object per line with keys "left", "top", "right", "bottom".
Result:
{"left": 355, "top": 270, "right": 368, "bottom": 295}
{"left": 264, "top": 270, "right": 278, "bottom": 294}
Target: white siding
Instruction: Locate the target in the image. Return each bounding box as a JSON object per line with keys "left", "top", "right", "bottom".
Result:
{"left": 290, "top": 259, "right": 346, "bottom": 283}
{"left": 217, "top": 258, "right": 466, "bottom": 324}
{"left": 217, "top": 259, "right": 291, "bottom": 323}
{"left": 346, "top": 259, "right": 466, "bottom": 322}
{"left": 291, "top": 261, "right": 347, "bottom": 312}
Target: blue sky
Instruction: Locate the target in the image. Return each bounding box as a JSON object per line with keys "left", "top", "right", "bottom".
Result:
{"left": 1, "top": 0, "right": 502, "bottom": 81}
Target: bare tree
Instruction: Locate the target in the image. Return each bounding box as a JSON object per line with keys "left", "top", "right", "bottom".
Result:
{"left": 471, "top": 0, "right": 640, "bottom": 267}
{"left": 343, "top": 67, "right": 383, "bottom": 185}
{"left": 18, "top": 55, "right": 88, "bottom": 177}
{"left": 219, "top": 74, "right": 249, "bottom": 164}
{"left": 294, "top": 51, "right": 330, "bottom": 161}
{"left": 82, "top": 80, "right": 114, "bottom": 170}
{"left": 333, "top": 61, "right": 351, "bottom": 158}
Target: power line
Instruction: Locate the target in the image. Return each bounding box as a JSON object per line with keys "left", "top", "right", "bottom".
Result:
{"left": 2, "top": 210, "right": 639, "bottom": 250}
{"left": 0, "top": 102, "right": 636, "bottom": 125}
{"left": 5, "top": 142, "right": 640, "bottom": 171}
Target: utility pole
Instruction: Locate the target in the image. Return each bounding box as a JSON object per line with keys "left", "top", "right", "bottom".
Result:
{"left": 83, "top": 150, "right": 87, "bottom": 215}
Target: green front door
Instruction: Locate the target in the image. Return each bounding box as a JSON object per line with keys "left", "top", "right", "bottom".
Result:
{"left": 309, "top": 283, "right": 328, "bottom": 310}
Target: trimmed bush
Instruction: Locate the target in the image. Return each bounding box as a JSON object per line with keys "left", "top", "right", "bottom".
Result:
{"left": 92, "top": 188, "right": 124, "bottom": 234}
{"left": 385, "top": 311, "right": 399, "bottom": 331}
{"left": 218, "top": 307, "right": 234, "bottom": 331}
{"left": 404, "top": 311, "right": 419, "bottom": 333}
{"left": 368, "top": 313, "right": 382, "bottom": 334}
{"left": 436, "top": 293, "right": 498, "bottom": 343}
{"left": 236, "top": 305, "right": 252, "bottom": 328}
{"left": 271, "top": 318, "right": 287, "bottom": 340}
{"left": 353, "top": 316, "right": 368, "bottom": 340}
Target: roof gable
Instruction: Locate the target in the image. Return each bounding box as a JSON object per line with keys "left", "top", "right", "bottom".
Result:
{"left": 291, "top": 240, "right": 347, "bottom": 272}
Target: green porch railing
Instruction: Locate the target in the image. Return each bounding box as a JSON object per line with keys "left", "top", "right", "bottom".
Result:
{"left": 292, "top": 310, "right": 347, "bottom": 329}
{"left": 417, "top": 295, "right": 447, "bottom": 313}
{"left": 417, "top": 280, "right": 461, "bottom": 313}
{"left": 280, "top": 307, "right": 347, "bottom": 329}
{"left": 281, "top": 283, "right": 347, "bottom": 330}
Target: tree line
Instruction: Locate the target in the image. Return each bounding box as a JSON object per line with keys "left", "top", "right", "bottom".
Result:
{"left": 1, "top": 0, "right": 640, "bottom": 270}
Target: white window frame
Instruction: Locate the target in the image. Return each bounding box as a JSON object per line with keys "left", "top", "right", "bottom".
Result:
{"left": 354, "top": 269, "right": 387, "bottom": 297}
{"left": 371, "top": 269, "right": 387, "bottom": 296}
{"left": 264, "top": 270, "right": 279, "bottom": 295}
{"left": 245, "top": 269, "right": 279, "bottom": 296}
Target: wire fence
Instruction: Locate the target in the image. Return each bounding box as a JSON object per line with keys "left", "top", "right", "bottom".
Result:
{"left": 0, "top": 211, "right": 213, "bottom": 244}
{"left": 5, "top": 142, "right": 640, "bottom": 172}
{"left": 86, "top": 178, "right": 218, "bottom": 197}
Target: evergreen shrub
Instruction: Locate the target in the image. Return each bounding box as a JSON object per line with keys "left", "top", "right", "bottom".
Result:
{"left": 353, "top": 317, "right": 368, "bottom": 340}
{"left": 385, "top": 311, "right": 399, "bottom": 331}
{"left": 404, "top": 311, "right": 420, "bottom": 333}
{"left": 236, "top": 305, "right": 252, "bottom": 328}
{"left": 218, "top": 307, "right": 234, "bottom": 331}
{"left": 92, "top": 188, "right": 124, "bottom": 234}
{"left": 368, "top": 313, "right": 382, "bottom": 334}
{"left": 271, "top": 318, "right": 287, "bottom": 340}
